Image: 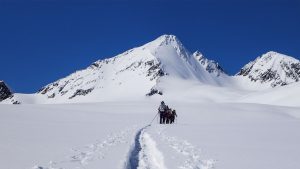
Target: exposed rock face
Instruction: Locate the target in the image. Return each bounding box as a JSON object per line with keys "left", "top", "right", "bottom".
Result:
{"left": 0, "top": 81, "right": 13, "bottom": 101}
{"left": 193, "top": 51, "right": 226, "bottom": 77}
{"left": 69, "top": 88, "right": 94, "bottom": 99}
{"left": 236, "top": 51, "right": 300, "bottom": 87}
{"left": 146, "top": 88, "right": 163, "bottom": 96}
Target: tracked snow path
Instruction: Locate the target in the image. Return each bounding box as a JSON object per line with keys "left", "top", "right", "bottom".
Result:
{"left": 31, "top": 124, "right": 214, "bottom": 169}
{"left": 33, "top": 126, "right": 137, "bottom": 169}
{"left": 156, "top": 127, "right": 215, "bottom": 169}
{"left": 125, "top": 125, "right": 167, "bottom": 169}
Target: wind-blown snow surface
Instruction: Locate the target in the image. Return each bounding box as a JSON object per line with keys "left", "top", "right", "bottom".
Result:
{"left": 238, "top": 82, "right": 300, "bottom": 107}
{"left": 0, "top": 101, "right": 300, "bottom": 169}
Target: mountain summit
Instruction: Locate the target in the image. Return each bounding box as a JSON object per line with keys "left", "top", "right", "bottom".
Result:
{"left": 36, "top": 35, "right": 227, "bottom": 103}
{"left": 236, "top": 51, "right": 300, "bottom": 87}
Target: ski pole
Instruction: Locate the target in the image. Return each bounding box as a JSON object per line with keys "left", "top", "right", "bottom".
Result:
{"left": 149, "top": 112, "right": 159, "bottom": 125}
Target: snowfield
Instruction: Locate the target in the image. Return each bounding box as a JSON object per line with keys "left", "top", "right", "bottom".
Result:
{"left": 1, "top": 34, "right": 300, "bottom": 169}
{"left": 1, "top": 101, "right": 300, "bottom": 169}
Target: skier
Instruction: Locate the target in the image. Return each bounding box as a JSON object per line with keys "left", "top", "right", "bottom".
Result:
{"left": 170, "top": 109, "right": 177, "bottom": 124}
{"left": 158, "top": 101, "right": 167, "bottom": 124}
{"left": 165, "top": 106, "right": 172, "bottom": 124}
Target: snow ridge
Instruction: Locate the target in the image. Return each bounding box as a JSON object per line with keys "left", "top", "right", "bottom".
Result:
{"left": 193, "top": 51, "right": 225, "bottom": 77}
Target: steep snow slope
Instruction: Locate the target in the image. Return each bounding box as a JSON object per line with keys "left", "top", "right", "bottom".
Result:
{"left": 235, "top": 51, "right": 300, "bottom": 89}
{"left": 36, "top": 35, "right": 229, "bottom": 103}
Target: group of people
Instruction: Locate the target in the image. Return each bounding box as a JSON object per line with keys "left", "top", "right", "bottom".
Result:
{"left": 158, "top": 101, "right": 177, "bottom": 124}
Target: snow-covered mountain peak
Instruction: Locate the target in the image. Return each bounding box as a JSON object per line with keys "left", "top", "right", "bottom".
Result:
{"left": 33, "top": 34, "right": 229, "bottom": 103}
{"left": 152, "top": 34, "right": 180, "bottom": 46}
{"left": 258, "top": 51, "right": 298, "bottom": 63}
{"left": 143, "top": 34, "right": 190, "bottom": 59}
{"left": 236, "top": 51, "right": 300, "bottom": 88}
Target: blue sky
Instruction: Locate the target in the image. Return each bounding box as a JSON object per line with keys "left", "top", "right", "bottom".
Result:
{"left": 0, "top": 0, "right": 299, "bottom": 93}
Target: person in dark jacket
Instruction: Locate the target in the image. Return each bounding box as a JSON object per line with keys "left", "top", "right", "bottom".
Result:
{"left": 165, "top": 107, "right": 172, "bottom": 124}
{"left": 158, "top": 101, "right": 167, "bottom": 124}
{"left": 170, "top": 109, "right": 177, "bottom": 124}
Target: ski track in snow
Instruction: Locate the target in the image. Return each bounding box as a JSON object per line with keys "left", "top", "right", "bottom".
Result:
{"left": 125, "top": 125, "right": 167, "bottom": 169}
{"left": 32, "top": 126, "right": 137, "bottom": 169}
{"left": 158, "top": 129, "right": 215, "bottom": 169}
{"left": 32, "top": 125, "right": 214, "bottom": 169}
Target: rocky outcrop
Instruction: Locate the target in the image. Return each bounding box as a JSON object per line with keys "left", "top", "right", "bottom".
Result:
{"left": 236, "top": 51, "right": 300, "bottom": 87}
{"left": 0, "top": 81, "right": 13, "bottom": 101}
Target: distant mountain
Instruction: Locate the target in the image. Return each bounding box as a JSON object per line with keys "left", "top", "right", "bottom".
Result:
{"left": 36, "top": 35, "right": 227, "bottom": 102}
{"left": 236, "top": 51, "right": 300, "bottom": 87}
{"left": 0, "top": 81, "right": 20, "bottom": 104}
{"left": 0, "top": 81, "right": 12, "bottom": 101}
